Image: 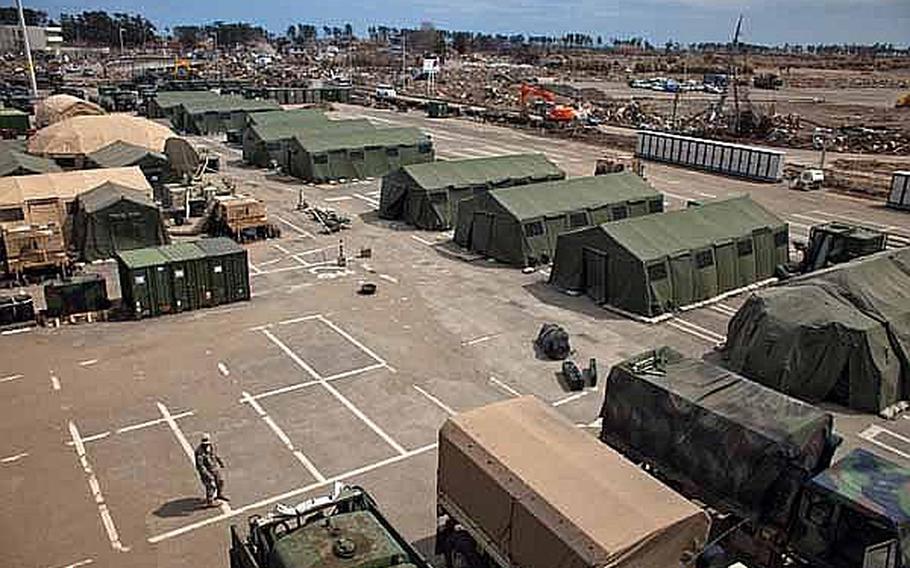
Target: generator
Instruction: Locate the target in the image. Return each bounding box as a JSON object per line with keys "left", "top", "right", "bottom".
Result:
{"left": 44, "top": 274, "right": 109, "bottom": 318}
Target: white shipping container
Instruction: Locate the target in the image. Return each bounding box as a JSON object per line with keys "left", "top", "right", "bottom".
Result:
{"left": 757, "top": 154, "right": 770, "bottom": 180}
{"left": 748, "top": 151, "right": 761, "bottom": 177}
{"left": 696, "top": 143, "right": 707, "bottom": 167}
{"left": 888, "top": 171, "right": 910, "bottom": 210}
{"left": 636, "top": 131, "right": 785, "bottom": 182}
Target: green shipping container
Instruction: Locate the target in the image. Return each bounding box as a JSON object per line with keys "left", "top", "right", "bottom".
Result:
{"left": 158, "top": 242, "right": 210, "bottom": 312}
{"left": 195, "top": 238, "right": 250, "bottom": 304}
{"left": 44, "top": 274, "right": 109, "bottom": 318}
{"left": 117, "top": 248, "right": 174, "bottom": 318}
{"left": 0, "top": 108, "right": 30, "bottom": 134}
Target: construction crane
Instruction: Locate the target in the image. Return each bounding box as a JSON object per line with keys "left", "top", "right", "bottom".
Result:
{"left": 518, "top": 84, "right": 577, "bottom": 123}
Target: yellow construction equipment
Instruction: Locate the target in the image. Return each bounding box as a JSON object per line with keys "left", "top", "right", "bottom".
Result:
{"left": 897, "top": 93, "right": 910, "bottom": 108}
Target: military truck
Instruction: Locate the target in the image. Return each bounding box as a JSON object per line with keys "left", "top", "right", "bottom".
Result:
{"left": 600, "top": 347, "right": 910, "bottom": 568}
{"left": 436, "top": 396, "right": 712, "bottom": 568}
{"left": 230, "top": 483, "right": 431, "bottom": 568}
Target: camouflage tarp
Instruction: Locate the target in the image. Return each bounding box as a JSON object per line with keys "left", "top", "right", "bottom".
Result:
{"left": 600, "top": 347, "right": 839, "bottom": 531}
{"left": 723, "top": 248, "right": 910, "bottom": 413}
{"left": 799, "top": 448, "right": 910, "bottom": 566}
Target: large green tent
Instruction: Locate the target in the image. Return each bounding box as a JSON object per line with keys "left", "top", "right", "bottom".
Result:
{"left": 723, "top": 247, "right": 910, "bottom": 413}
{"left": 0, "top": 148, "right": 61, "bottom": 177}
{"left": 550, "top": 196, "right": 789, "bottom": 317}
{"left": 86, "top": 140, "right": 169, "bottom": 185}
{"left": 147, "top": 90, "right": 223, "bottom": 120}
{"left": 171, "top": 95, "right": 280, "bottom": 134}
{"left": 72, "top": 181, "right": 169, "bottom": 261}
{"left": 379, "top": 153, "right": 565, "bottom": 230}
{"left": 288, "top": 127, "right": 433, "bottom": 182}
{"left": 242, "top": 117, "right": 375, "bottom": 170}
{"left": 454, "top": 172, "right": 662, "bottom": 266}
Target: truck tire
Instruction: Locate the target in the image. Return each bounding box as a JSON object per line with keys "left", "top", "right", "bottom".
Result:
{"left": 445, "top": 531, "right": 484, "bottom": 568}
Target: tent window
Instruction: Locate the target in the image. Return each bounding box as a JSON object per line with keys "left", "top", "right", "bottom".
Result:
{"left": 695, "top": 250, "right": 714, "bottom": 269}
{"left": 611, "top": 206, "right": 628, "bottom": 220}
{"left": 350, "top": 150, "right": 365, "bottom": 160}
{"left": 0, "top": 207, "right": 25, "bottom": 222}
{"left": 524, "top": 221, "right": 544, "bottom": 237}
{"left": 737, "top": 239, "right": 754, "bottom": 256}
{"left": 569, "top": 212, "right": 588, "bottom": 228}
{"left": 648, "top": 199, "right": 663, "bottom": 213}
{"left": 385, "top": 147, "right": 399, "bottom": 157}
{"left": 313, "top": 154, "right": 328, "bottom": 164}
{"left": 418, "top": 142, "right": 432, "bottom": 154}
{"left": 648, "top": 263, "right": 668, "bottom": 281}
{"left": 774, "top": 230, "right": 788, "bottom": 247}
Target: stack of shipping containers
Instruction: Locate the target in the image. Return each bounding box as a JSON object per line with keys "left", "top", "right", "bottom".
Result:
{"left": 636, "top": 131, "right": 785, "bottom": 183}
{"left": 888, "top": 171, "right": 910, "bottom": 211}
{"left": 117, "top": 237, "right": 249, "bottom": 319}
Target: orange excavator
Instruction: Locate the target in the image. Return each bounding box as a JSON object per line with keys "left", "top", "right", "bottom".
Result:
{"left": 519, "top": 84, "right": 577, "bottom": 123}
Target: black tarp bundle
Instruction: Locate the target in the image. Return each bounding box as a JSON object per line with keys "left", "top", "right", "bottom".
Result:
{"left": 600, "top": 347, "right": 838, "bottom": 532}
{"left": 724, "top": 248, "right": 910, "bottom": 413}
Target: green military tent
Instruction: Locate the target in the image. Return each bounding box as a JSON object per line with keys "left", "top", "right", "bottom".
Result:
{"left": 723, "top": 247, "right": 910, "bottom": 413}
{"left": 288, "top": 127, "right": 433, "bottom": 182}
{"left": 550, "top": 196, "right": 789, "bottom": 317}
{"left": 172, "top": 95, "right": 280, "bottom": 134}
{"left": 379, "top": 153, "right": 565, "bottom": 230}
{"left": 147, "top": 90, "right": 223, "bottom": 120}
{"left": 0, "top": 148, "right": 62, "bottom": 177}
{"left": 86, "top": 140, "right": 169, "bottom": 185}
{"left": 72, "top": 181, "right": 169, "bottom": 261}
{"left": 242, "top": 116, "right": 375, "bottom": 170}
{"left": 454, "top": 172, "right": 662, "bottom": 266}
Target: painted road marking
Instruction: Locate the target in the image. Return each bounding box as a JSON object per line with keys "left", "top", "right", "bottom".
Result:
{"left": 410, "top": 235, "right": 436, "bottom": 246}
{"left": 248, "top": 263, "right": 263, "bottom": 274}
{"left": 261, "top": 328, "right": 407, "bottom": 456}
{"left": 50, "top": 559, "right": 94, "bottom": 568}
{"left": 353, "top": 193, "right": 379, "bottom": 207}
{"left": 413, "top": 385, "right": 457, "bottom": 416}
{"left": 275, "top": 216, "right": 316, "bottom": 238}
{"left": 0, "top": 373, "right": 23, "bottom": 383}
{"left": 148, "top": 443, "right": 438, "bottom": 545}
{"left": 68, "top": 421, "right": 129, "bottom": 552}
{"left": 551, "top": 390, "right": 593, "bottom": 407}
{"left": 242, "top": 391, "right": 326, "bottom": 483}
{"left": 859, "top": 425, "right": 910, "bottom": 460}
{"left": 116, "top": 411, "right": 194, "bottom": 435}
{"left": 157, "top": 402, "right": 231, "bottom": 514}
{"left": 1, "top": 327, "right": 32, "bottom": 335}
{"left": 1, "top": 451, "right": 28, "bottom": 464}
{"left": 324, "top": 196, "right": 353, "bottom": 202}
{"left": 217, "top": 362, "right": 230, "bottom": 377}
{"left": 50, "top": 373, "right": 61, "bottom": 391}
{"left": 462, "top": 334, "right": 498, "bottom": 346}
{"left": 489, "top": 376, "right": 522, "bottom": 397}
{"left": 666, "top": 319, "right": 725, "bottom": 345}
{"left": 272, "top": 243, "right": 291, "bottom": 255}
{"left": 378, "top": 274, "right": 398, "bottom": 284}
{"left": 79, "top": 359, "right": 99, "bottom": 367}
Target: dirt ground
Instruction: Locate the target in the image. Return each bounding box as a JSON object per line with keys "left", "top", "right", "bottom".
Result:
{"left": 2, "top": 106, "right": 910, "bottom": 568}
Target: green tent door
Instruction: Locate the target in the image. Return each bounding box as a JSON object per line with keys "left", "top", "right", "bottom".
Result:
{"left": 753, "top": 228, "right": 775, "bottom": 279}
{"left": 544, "top": 216, "right": 566, "bottom": 263}
{"left": 583, "top": 247, "right": 609, "bottom": 304}
{"left": 715, "top": 241, "right": 738, "bottom": 293}
{"left": 736, "top": 238, "right": 756, "bottom": 287}
{"left": 693, "top": 248, "right": 718, "bottom": 302}
{"left": 670, "top": 253, "right": 695, "bottom": 308}
{"left": 471, "top": 212, "right": 495, "bottom": 254}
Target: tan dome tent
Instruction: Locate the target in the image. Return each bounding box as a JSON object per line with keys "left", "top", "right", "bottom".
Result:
{"left": 27, "top": 115, "right": 177, "bottom": 169}
{"left": 35, "top": 94, "right": 105, "bottom": 128}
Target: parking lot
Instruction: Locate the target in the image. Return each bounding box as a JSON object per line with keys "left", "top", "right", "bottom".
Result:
{"left": 3, "top": 107, "right": 910, "bottom": 567}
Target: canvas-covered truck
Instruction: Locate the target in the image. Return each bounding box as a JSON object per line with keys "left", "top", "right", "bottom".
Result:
{"left": 600, "top": 347, "right": 910, "bottom": 568}
{"left": 230, "top": 484, "right": 431, "bottom": 568}
{"left": 436, "top": 395, "right": 712, "bottom": 568}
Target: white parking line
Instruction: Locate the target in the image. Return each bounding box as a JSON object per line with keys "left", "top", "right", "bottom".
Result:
{"left": 0, "top": 451, "right": 28, "bottom": 464}
{"left": 68, "top": 421, "right": 129, "bottom": 552}
{"left": 551, "top": 390, "right": 593, "bottom": 407}
{"left": 1, "top": 327, "right": 31, "bottom": 335}
{"left": 413, "top": 385, "right": 457, "bottom": 416}
{"left": 50, "top": 558, "right": 94, "bottom": 568}
{"left": 859, "top": 425, "right": 910, "bottom": 460}
{"left": 116, "top": 411, "right": 194, "bottom": 435}
{"left": 354, "top": 193, "right": 379, "bottom": 207}
{"left": 489, "top": 376, "right": 522, "bottom": 397}
{"left": 217, "top": 362, "right": 230, "bottom": 377}
{"left": 324, "top": 196, "right": 353, "bottom": 202}
{"left": 378, "top": 274, "right": 398, "bottom": 284}
{"left": 316, "top": 315, "right": 387, "bottom": 366}
{"left": 410, "top": 235, "right": 436, "bottom": 246}
{"left": 666, "top": 320, "right": 725, "bottom": 345}
{"left": 148, "top": 442, "right": 438, "bottom": 545}
{"left": 50, "top": 374, "right": 61, "bottom": 391}
{"left": 0, "top": 373, "right": 23, "bottom": 383}
{"left": 261, "top": 329, "right": 407, "bottom": 456}
{"left": 461, "top": 334, "right": 498, "bottom": 346}
{"left": 157, "top": 402, "right": 231, "bottom": 514}
{"left": 79, "top": 359, "right": 99, "bottom": 367}
{"left": 242, "top": 392, "right": 326, "bottom": 482}
{"left": 275, "top": 216, "right": 316, "bottom": 238}
{"left": 248, "top": 263, "right": 263, "bottom": 274}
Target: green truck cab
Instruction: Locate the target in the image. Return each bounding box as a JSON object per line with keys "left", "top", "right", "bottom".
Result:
{"left": 230, "top": 484, "right": 431, "bottom": 568}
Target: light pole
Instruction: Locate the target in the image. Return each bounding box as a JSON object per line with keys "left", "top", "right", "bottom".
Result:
{"left": 119, "top": 27, "right": 125, "bottom": 53}
{"left": 14, "top": 0, "right": 38, "bottom": 98}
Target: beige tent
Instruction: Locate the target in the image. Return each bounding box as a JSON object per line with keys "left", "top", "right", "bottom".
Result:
{"left": 35, "top": 94, "right": 105, "bottom": 127}
{"left": 439, "top": 396, "right": 711, "bottom": 568}
{"left": 27, "top": 115, "right": 177, "bottom": 165}
{"left": 0, "top": 166, "right": 151, "bottom": 211}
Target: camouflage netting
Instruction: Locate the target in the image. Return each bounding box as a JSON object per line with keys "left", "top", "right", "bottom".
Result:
{"left": 600, "top": 347, "right": 839, "bottom": 531}
{"left": 723, "top": 248, "right": 910, "bottom": 413}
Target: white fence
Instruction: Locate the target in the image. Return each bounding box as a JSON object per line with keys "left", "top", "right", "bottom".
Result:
{"left": 636, "top": 131, "right": 785, "bottom": 183}
{"left": 888, "top": 171, "right": 910, "bottom": 211}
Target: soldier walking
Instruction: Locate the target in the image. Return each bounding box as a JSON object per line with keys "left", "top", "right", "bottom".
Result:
{"left": 195, "top": 433, "right": 229, "bottom": 507}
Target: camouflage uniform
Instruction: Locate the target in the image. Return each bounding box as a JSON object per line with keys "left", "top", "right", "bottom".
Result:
{"left": 194, "top": 436, "right": 226, "bottom": 505}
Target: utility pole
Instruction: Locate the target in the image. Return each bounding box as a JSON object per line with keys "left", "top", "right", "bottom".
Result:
{"left": 14, "top": 0, "right": 38, "bottom": 99}
{"left": 401, "top": 32, "right": 406, "bottom": 86}
{"left": 119, "top": 27, "right": 125, "bottom": 53}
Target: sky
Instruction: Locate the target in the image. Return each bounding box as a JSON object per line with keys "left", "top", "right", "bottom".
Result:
{"left": 23, "top": 0, "right": 910, "bottom": 46}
